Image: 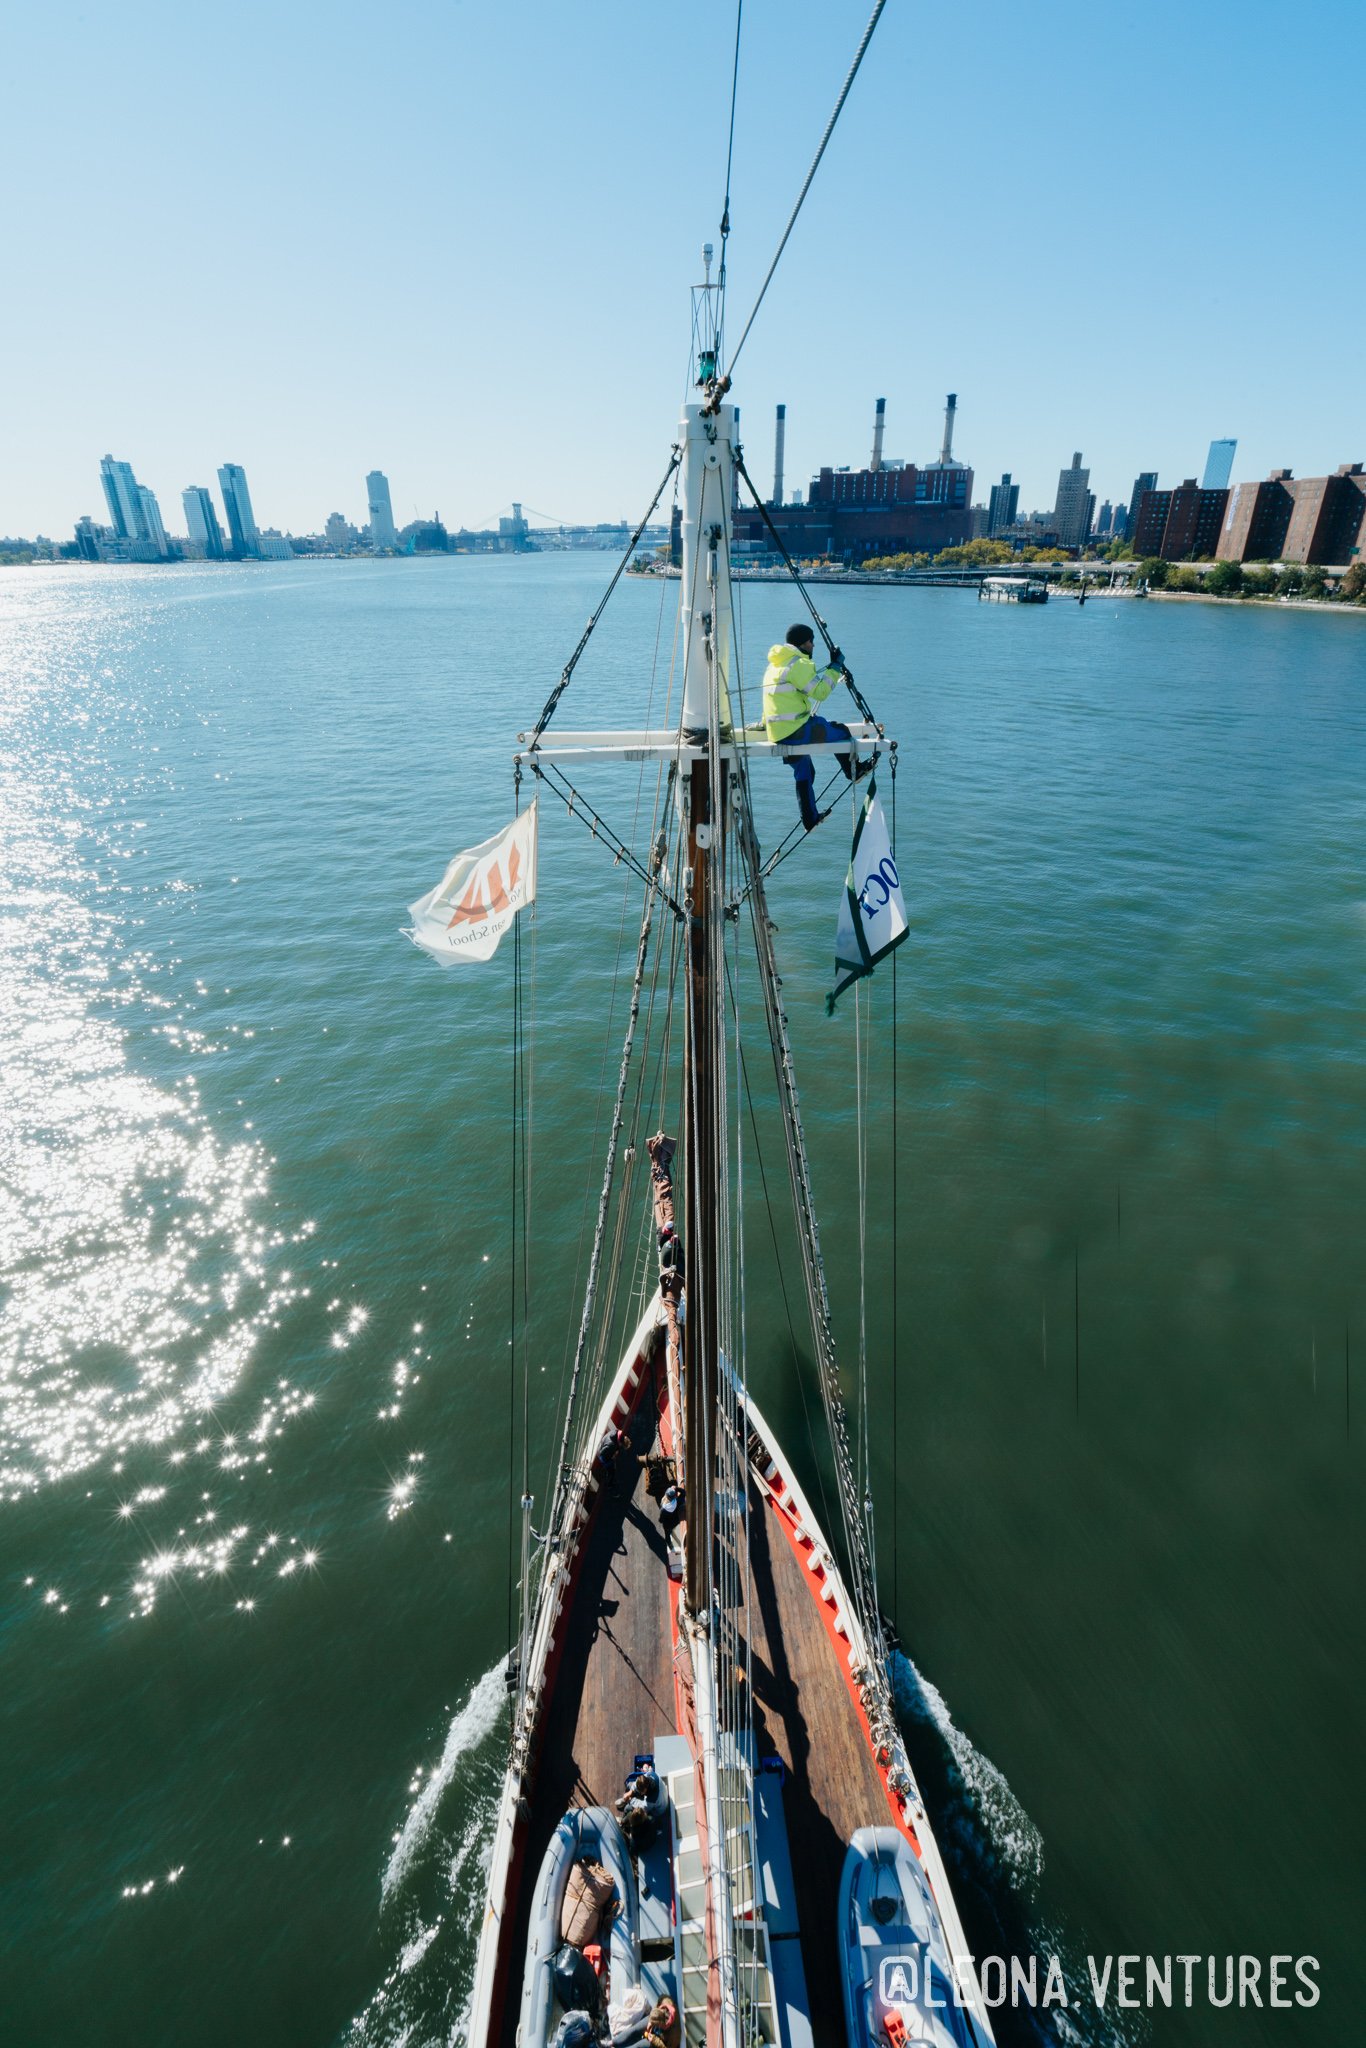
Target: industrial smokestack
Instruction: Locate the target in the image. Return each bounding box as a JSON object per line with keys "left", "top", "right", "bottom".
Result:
{"left": 772, "top": 404, "right": 786, "bottom": 508}
{"left": 940, "top": 393, "right": 958, "bottom": 466}
{"left": 870, "top": 397, "right": 886, "bottom": 473}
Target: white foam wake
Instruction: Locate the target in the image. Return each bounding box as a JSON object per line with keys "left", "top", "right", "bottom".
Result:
{"left": 890, "top": 1648, "right": 1045, "bottom": 1893}
{"left": 382, "top": 1657, "right": 507, "bottom": 1901}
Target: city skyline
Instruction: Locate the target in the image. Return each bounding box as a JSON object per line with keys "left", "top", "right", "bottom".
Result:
{"left": 51, "top": 423, "right": 1366, "bottom": 565}
{"left": 61, "top": 405, "right": 1314, "bottom": 547}
{"left": 1, "top": 1, "right": 1362, "bottom": 538}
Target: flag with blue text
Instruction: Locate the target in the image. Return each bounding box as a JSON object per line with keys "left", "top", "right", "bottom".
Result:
{"left": 827, "top": 780, "right": 907, "bottom": 1010}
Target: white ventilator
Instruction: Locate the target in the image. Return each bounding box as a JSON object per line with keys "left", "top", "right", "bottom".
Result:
{"left": 407, "top": 801, "right": 538, "bottom": 965}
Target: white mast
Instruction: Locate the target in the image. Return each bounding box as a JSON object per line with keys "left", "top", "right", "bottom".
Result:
{"left": 677, "top": 400, "right": 736, "bottom": 737}
{"left": 678, "top": 248, "right": 745, "bottom": 2048}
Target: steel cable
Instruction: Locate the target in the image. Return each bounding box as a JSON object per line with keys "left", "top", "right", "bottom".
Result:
{"left": 724, "top": 0, "right": 887, "bottom": 379}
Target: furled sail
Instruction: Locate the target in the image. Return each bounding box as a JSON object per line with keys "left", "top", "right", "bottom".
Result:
{"left": 406, "top": 801, "right": 538, "bottom": 964}
{"left": 828, "top": 779, "right": 907, "bottom": 1010}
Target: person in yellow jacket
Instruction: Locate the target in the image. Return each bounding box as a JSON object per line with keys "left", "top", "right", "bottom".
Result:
{"left": 762, "top": 623, "right": 856, "bottom": 830}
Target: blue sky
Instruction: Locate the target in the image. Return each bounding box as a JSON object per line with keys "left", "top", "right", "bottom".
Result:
{"left": 2, "top": 0, "right": 1362, "bottom": 538}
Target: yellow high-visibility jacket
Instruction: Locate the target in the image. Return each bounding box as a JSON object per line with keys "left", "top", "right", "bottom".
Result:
{"left": 762, "top": 642, "right": 842, "bottom": 741}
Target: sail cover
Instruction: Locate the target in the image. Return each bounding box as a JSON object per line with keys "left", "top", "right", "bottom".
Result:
{"left": 406, "top": 801, "right": 538, "bottom": 965}
{"left": 828, "top": 779, "right": 907, "bottom": 1010}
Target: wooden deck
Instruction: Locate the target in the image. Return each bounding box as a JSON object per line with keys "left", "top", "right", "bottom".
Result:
{"left": 498, "top": 1371, "right": 892, "bottom": 2048}
{"left": 740, "top": 1482, "right": 891, "bottom": 2044}
{"left": 499, "top": 1359, "right": 679, "bottom": 2048}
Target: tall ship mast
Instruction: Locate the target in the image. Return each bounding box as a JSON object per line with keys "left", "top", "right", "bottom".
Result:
{"left": 432, "top": 351, "right": 996, "bottom": 2048}
{"left": 408, "top": 26, "right": 997, "bottom": 2046}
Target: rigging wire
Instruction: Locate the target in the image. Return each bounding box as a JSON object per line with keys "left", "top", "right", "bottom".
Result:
{"left": 528, "top": 760, "right": 684, "bottom": 914}
{"left": 890, "top": 749, "right": 899, "bottom": 1621}
{"left": 731, "top": 761, "right": 847, "bottom": 909}
{"left": 724, "top": 0, "right": 887, "bottom": 380}
{"left": 526, "top": 450, "right": 681, "bottom": 748}
{"left": 715, "top": 0, "right": 743, "bottom": 349}
{"left": 733, "top": 773, "right": 885, "bottom": 1663}
{"left": 541, "top": 860, "right": 642, "bottom": 1505}
{"left": 508, "top": 873, "right": 520, "bottom": 1659}
{"left": 726, "top": 946, "right": 836, "bottom": 1540}
{"left": 734, "top": 451, "right": 879, "bottom": 726}
{"left": 547, "top": 818, "right": 671, "bottom": 1523}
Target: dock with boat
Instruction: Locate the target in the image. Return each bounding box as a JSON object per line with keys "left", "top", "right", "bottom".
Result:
{"left": 978, "top": 574, "right": 1049, "bottom": 604}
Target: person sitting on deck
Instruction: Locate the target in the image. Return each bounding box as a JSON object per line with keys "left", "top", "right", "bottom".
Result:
{"left": 615, "top": 1766, "right": 663, "bottom": 1853}
{"left": 762, "top": 623, "right": 860, "bottom": 832}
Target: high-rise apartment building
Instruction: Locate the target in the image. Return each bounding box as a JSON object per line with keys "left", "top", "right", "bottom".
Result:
{"left": 366, "top": 470, "right": 397, "bottom": 550}
{"left": 1282, "top": 465, "right": 1366, "bottom": 565}
{"left": 217, "top": 463, "right": 260, "bottom": 558}
{"left": 1162, "top": 480, "right": 1229, "bottom": 560}
{"left": 1094, "top": 500, "right": 1113, "bottom": 538}
{"left": 100, "top": 455, "right": 142, "bottom": 539}
{"left": 74, "top": 515, "right": 103, "bottom": 561}
{"left": 1216, "top": 465, "right": 1366, "bottom": 564}
{"left": 987, "top": 473, "right": 1019, "bottom": 536}
{"left": 1052, "top": 452, "right": 1094, "bottom": 548}
{"left": 183, "top": 486, "right": 226, "bottom": 560}
{"left": 1216, "top": 472, "right": 1293, "bottom": 563}
{"left": 137, "top": 485, "right": 170, "bottom": 559}
{"left": 1202, "top": 439, "right": 1237, "bottom": 491}
{"left": 1131, "top": 489, "right": 1172, "bottom": 557}
{"left": 96, "top": 455, "right": 172, "bottom": 557}
{"left": 1127, "top": 472, "right": 1157, "bottom": 538}
{"left": 1134, "top": 480, "right": 1229, "bottom": 560}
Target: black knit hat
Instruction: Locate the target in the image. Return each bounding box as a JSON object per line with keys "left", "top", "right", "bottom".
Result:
{"left": 787, "top": 622, "right": 814, "bottom": 647}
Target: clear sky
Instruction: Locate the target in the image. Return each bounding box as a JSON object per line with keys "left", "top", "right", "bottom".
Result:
{"left": 2, "top": 0, "right": 1363, "bottom": 539}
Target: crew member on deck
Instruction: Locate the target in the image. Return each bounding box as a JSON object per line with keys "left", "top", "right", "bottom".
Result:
{"left": 761, "top": 624, "right": 859, "bottom": 831}
{"left": 595, "top": 1426, "right": 628, "bottom": 1495}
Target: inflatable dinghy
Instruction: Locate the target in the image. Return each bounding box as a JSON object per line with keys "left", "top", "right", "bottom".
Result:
{"left": 838, "top": 1828, "right": 988, "bottom": 2047}
{"left": 519, "top": 1804, "right": 640, "bottom": 2046}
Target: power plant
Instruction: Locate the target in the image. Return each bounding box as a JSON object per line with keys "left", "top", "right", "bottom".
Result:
{"left": 735, "top": 391, "right": 974, "bottom": 563}
{"left": 771, "top": 404, "right": 786, "bottom": 507}
{"left": 939, "top": 392, "right": 957, "bottom": 466}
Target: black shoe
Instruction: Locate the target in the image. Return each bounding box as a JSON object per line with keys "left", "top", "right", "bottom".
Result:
{"left": 804, "top": 807, "right": 832, "bottom": 834}
{"left": 853, "top": 756, "right": 874, "bottom": 781}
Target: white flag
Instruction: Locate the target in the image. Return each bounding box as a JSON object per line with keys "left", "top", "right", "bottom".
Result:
{"left": 406, "top": 801, "right": 538, "bottom": 965}
{"left": 828, "top": 779, "right": 907, "bottom": 1011}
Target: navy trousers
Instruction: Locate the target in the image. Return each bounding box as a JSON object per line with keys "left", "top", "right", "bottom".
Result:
{"left": 783, "top": 713, "right": 853, "bottom": 827}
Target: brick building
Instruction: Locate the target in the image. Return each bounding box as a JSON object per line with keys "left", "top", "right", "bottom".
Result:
{"left": 1133, "top": 479, "right": 1229, "bottom": 561}
{"left": 1131, "top": 488, "right": 1172, "bottom": 556}
{"left": 1282, "top": 465, "right": 1366, "bottom": 564}
{"left": 1216, "top": 472, "right": 1295, "bottom": 562}
{"left": 1215, "top": 464, "right": 1366, "bottom": 564}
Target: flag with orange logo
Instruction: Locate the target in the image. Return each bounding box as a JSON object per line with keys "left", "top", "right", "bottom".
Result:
{"left": 406, "top": 801, "right": 538, "bottom": 965}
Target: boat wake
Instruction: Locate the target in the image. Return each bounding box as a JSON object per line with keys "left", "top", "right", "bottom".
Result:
{"left": 346, "top": 1658, "right": 508, "bottom": 2048}
{"left": 383, "top": 1656, "right": 508, "bottom": 1900}
{"left": 891, "top": 1653, "right": 1143, "bottom": 2046}
{"left": 891, "top": 1649, "right": 1045, "bottom": 1896}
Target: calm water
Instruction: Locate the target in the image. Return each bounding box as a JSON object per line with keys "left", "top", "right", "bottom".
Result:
{"left": 2, "top": 558, "right": 1363, "bottom": 2047}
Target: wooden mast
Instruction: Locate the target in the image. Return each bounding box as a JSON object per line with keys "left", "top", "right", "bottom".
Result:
{"left": 676, "top": 378, "right": 735, "bottom": 1623}
{"left": 683, "top": 748, "right": 724, "bottom": 1614}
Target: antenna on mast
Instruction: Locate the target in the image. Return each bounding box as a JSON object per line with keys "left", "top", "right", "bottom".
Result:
{"left": 695, "top": 242, "right": 721, "bottom": 387}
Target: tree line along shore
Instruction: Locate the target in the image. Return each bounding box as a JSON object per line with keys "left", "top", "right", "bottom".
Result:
{"left": 858, "top": 539, "right": 1366, "bottom": 608}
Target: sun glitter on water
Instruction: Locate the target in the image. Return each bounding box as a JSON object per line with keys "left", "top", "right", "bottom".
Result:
{"left": 0, "top": 589, "right": 304, "bottom": 1504}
